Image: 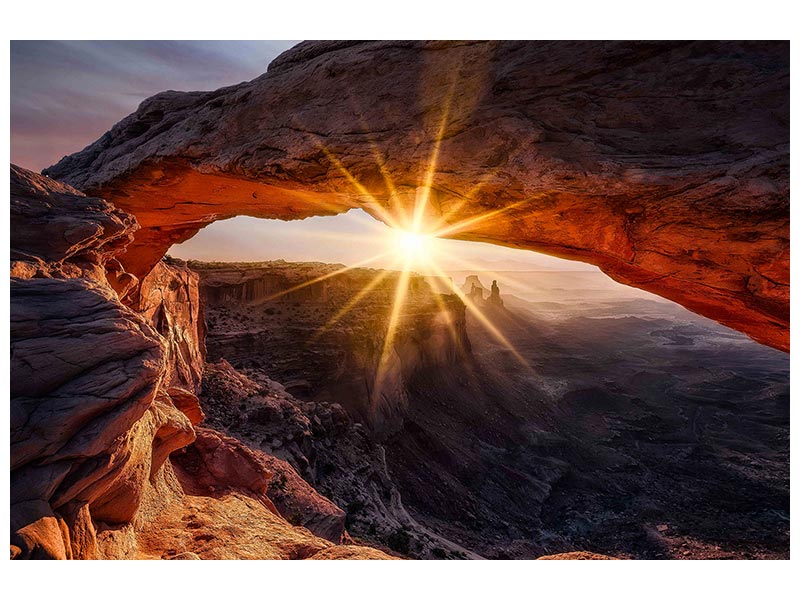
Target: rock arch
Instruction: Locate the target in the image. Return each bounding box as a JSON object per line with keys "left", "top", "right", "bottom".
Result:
{"left": 44, "top": 40, "right": 789, "bottom": 351}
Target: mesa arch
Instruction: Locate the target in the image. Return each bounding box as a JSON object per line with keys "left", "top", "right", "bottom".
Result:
{"left": 44, "top": 40, "right": 789, "bottom": 351}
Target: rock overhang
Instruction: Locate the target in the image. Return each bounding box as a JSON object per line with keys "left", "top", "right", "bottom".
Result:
{"left": 42, "top": 40, "right": 789, "bottom": 351}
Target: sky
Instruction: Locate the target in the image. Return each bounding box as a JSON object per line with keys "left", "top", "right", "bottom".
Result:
{"left": 10, "top": 40, "right": 594, "bottom": 272}
{"left": 169, "top": 211, "right": 595, "bottom": 272}
{"left": 11, "top": 40, "right": 298, "bottom": 171}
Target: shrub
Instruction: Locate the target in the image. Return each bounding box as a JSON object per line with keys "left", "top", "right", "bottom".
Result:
{"left": 386, "top": 528, "right": 412, "bottom": 555}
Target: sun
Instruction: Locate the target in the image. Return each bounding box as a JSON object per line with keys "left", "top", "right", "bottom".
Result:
{"left": 394, "top": 229, "right": 433, "bottom": 264}
{"left": 293, "top": 81, "right": 531, "bottom": 398}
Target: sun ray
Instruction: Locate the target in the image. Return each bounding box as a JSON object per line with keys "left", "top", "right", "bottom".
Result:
{"left": 314, "top": 144, "right": 404, "bottom": 232}
{"left": 431, "top": 200, "right": 527, "bottom": 239}
{"left": 412, "top": 75, "right": 459, "bottom": 234}
{"left": 359, "top": 118, "right": 400, "bottom": 200}
{"left": 261, "top": 251, "right": 393, "bottom": 303}
{"left": 425, "top": 278, "right": 466, "bottom": 351}
{"left": 425, "top": 261, "right": 531, "bottom": 369}
{"left": 435, "top": 252, "right": 545, "bottom": 302}
{"left": 438, "top": 253, "right": 548, "bottom": 300}
{"left": 312, "top": 269, "right": 394, "bottom": 339}
{"left": 342, "top": 94, "right": 401, "bottom": 201}
{"left": 422, "top": 169, "right": 501, "bottom": 234}
{"left": 286, "top": 114, "right": 403, "bottom": 232}
{"left": 368, "top": 139, "right": 399, "bottom": 198}
{"left": 288, "top": 71, "right": 533, "bottom": 387}
{"left": 373, "top": 258, "right": 414, "bottom": 396}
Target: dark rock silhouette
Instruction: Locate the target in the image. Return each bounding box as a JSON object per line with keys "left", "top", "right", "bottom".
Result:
{"left": 488, "top": 280, "right": 503, "bottom": 307}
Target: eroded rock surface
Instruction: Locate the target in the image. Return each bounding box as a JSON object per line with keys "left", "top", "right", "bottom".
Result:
{"left": 10, "top": 164, "right": 137, "bottom": 282}
{"left": 10, "top": 165, "right": 392, "bottom": 560}
{"left": 136, "top": 259, "right": 206, "bottom": 392}
{"left": 197, "top": 360, "right": 480, "bottom": 559}
{"left": 173, "top": 424, "right": 347, "bottom": 543}
{"left": 44, "top": 41, "right": 789, "bottom": 350}
{"left": 10, "top": 165, "right": 171, "bottom": 558}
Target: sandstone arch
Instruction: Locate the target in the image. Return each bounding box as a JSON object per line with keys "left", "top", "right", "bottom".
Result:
{"left": 44, "top": 40, "right": 789, "bottom": 351}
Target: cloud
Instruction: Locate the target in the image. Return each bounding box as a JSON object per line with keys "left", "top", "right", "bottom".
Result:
{"left": 11, "top": 40, "right": 298, "bottom": 171}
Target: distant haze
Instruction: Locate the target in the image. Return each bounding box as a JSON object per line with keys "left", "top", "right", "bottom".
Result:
{"left": 169, "top": 211, "right": 599, "bottom": 273}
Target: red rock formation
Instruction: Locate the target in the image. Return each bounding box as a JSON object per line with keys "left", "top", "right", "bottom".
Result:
{"left": 10, "top": 165, "right": 172, "bottom": 557}
{"left": 44, "top": 41, "right": 789, "bottom": 351}
{"left": 10, "top": 164, "right": 138, "bottom": 285}
{"left": 134, "top": 449, "right": 392, "bottom": 560}
{"left": 136, "top": 259, "right": 206, "bottom": 392}
{"left": 167, "top": 386, "right": 205, "bottom": 426}
{"left": 10, "top": 165, "right": 391, "bottom": 560}
{"left": 133, "top": 475, "right": 391, "bottom": 560}
{"left": 171, "top": 427, "right": 279, "bottom": 514}
{"left": 172, "top": 427, "right": 347, "bottom": 543}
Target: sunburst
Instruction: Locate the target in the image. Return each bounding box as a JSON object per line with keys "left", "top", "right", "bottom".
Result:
{"left": 282, "top": 71, "right": 531, "bottom": 406}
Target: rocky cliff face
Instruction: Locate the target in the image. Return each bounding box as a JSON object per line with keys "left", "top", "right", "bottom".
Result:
{"left": 191, "top": 259, "right": 470, "bottom": 435}
{"left": 136, "top": 260, "right": 206, "bottom": 393}
{"left": 11, "top": 165, "right": 169, "bottom": 558}
{"left": 44, "top": 41, "right": 789, "bottom": 351}
{"left": 9, "top": 165, "right": 392, "bottom": 560}
{"left": 196, "top": 359, "right": 480, "bottom": 558}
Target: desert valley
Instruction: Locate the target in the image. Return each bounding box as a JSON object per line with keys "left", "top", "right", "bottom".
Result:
{"left": 156, "top": 254, "right": 790, "bottom": 559}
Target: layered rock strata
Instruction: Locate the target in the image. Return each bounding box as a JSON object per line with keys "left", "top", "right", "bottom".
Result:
{"left": 9, "top": 165, "right": 391, "bottom": 560}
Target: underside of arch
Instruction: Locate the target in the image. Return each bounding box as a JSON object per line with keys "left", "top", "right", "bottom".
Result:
{"left": 44, "top": 40, "right": 789, "bottom": 351}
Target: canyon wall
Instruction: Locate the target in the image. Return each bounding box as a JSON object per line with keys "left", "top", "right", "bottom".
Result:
{"left": 190, "top": 260, "right": 470, "bottom": 435}
{"left": 44, "top": 41, "right": 789, "bottom": 351}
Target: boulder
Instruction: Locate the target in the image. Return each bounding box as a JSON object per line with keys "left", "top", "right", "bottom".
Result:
{"left": 171, "top": 427, "right": 278, "bottom": 514}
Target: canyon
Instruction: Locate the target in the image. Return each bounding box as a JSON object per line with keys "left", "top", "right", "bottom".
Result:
{"left": 191, "top": 259, "right": 789, "bottom": 558}
{"left": 9, "top": 40, "right": 789, "bottom": 560}
{"left": 9, "top": 162, "right": 789, "bottom": 558}
{"left": 194, "top": 259, "right": 469, "bottom": 435}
